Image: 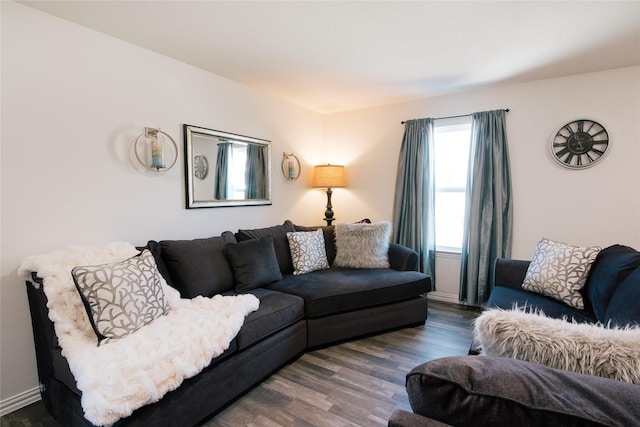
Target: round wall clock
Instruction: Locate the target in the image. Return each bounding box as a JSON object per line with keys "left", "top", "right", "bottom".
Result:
{"left": 550, "top": 119, "right": 609, "bottom": 169}
{"left": 194, "top": 155, "right": 209, "bottom": 180}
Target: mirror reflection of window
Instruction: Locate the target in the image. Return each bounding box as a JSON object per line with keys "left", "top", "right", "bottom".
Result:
{"left": 185, "top": 124, "right": 271, "bottom": 208}
{"left": 214, "top": 142, "right": 250, "bottom": 200}
{"left": 229, "top": 143, "right": 247, "bottom": 200}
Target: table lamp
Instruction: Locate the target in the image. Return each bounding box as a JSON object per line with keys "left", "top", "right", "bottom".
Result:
{"left": 313, "top": 164, "right": 346, "bottom": 225}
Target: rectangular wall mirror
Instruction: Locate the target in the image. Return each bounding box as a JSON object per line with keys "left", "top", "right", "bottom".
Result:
{"left": 184, "top": 124, "right": 272, "bottom": 208}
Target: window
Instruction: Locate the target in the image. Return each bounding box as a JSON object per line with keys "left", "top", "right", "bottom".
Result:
{"left": 434, "top": 119, "right": 472, "bottom": 252}
{"left": 228, "top": 143, "right": 247, "bottom": 199}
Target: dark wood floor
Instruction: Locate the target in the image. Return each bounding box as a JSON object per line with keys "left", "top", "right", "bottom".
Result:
{"left": 1, "top": 300, "right": 480, "bottom": 427}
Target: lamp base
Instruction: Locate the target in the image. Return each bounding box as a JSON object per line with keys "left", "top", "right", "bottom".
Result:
{"left": 323, "top": 187, "right": 335, "bottom": 225}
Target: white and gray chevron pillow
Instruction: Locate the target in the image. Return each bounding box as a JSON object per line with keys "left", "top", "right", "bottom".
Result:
{"left": 522, "top": 238, "right": 601, "bottom": 309}
{"left": 72, "top": 249, "right": 170, "bottom": 344}
{"left": 287, "top": 229, "right": 330, "bottom": 275}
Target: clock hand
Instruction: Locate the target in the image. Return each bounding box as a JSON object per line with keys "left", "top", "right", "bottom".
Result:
{"left": 574, "top": 134, "right": 584, "bottom": 150}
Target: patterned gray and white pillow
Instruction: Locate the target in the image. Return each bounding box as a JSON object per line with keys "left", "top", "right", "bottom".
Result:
{"left": 333, "top": 221, "right": 392, "bottom": 269}
{"left": 522, "top": 238, "right": 601, "bottom": 309}
{"left": 72, "top": 249, "right": 170, "bottom": 344}
{"left": 287, "top": 229, "right": 330, "bottom": 275}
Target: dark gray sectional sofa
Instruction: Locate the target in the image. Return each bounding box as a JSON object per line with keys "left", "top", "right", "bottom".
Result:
{"left": 25, "top": 220, "right": 431, "bottom": 426}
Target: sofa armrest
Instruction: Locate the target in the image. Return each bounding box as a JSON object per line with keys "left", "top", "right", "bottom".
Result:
{"left": 492, "top": 258, "right": 530, "bottom": 290}
{"left": 388, "top": 410, "right": 453, "bottom": 427}
{"left": 388, "top": 243, "right": 419, "bottom": 271}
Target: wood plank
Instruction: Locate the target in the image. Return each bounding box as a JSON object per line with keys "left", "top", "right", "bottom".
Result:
{"left": 204, "top": 301, "right": 479, "bottom": 426}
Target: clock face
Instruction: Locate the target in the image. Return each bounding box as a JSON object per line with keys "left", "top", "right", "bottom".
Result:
{"left": 194, "top": 155, "right": 209, "bottom": 180}
{"left": 550, "top": 119, "right": 609, "bottom": 169}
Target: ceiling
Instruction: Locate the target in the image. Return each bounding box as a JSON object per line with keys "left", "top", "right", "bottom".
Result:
{"left": 20, "top": 1, "right": 640, "bottom": 114}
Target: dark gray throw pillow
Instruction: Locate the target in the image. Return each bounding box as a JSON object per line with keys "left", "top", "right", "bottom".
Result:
{"left": 160, "top": 232, "right": 237, "bottom": 298}
{"left": 235, "top": 221, "right": 295, "bottom": 274}
{"left": 226, "top": 238, "right": 283, "bottom": 293}
{"left": 406, "top": 356, "right": 640, "bottom": 426}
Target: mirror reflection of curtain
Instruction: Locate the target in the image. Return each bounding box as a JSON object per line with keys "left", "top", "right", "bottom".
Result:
{"left": 245, "top": 144, "right": 267, "bottom": 199}
{"left": 214, "top": 142, "right": 231, "bottom": 200}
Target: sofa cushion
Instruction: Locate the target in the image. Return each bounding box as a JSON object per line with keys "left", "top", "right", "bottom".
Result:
{"left": 487, "top": 286, "right": 596, "bottom": 323}
{"left": 585, "top": 244, "right": 640, "bottom": 321}
{"left": 236, "top": 221, "right": 296, "bottom": 274}
{"left": 72, "top": 250, "right": 170, "bottom": 344}
{"left": 333, "top": 221, "right": 392, "bottom": 269}
{"left": 139, "top": 240, "right": 173, "bottom": 287}
{"left": 226, "top": 238, "right": 282, "bottom": 293}
{"left": 227, "top": 288, "right": 305, "bottom": 350}
{"left": 268, "top": 267, "right": 429, "bottom": 318}
{"left": 293, "top": 223, "right": 337, "bottom": 265}
{"left": 287, "top": 229, "right": 330, "bottom": 275}
{"left": 604, "top": 265, "right": 640, "bottom": 327}
{"left": 521, "top": 238, "right": 601, "bottom": 310}
{"left": 159, "top": 232, "right": 236, "bottom": 298}
{"left": 406, "top": 356, "right": 640, "bottom": 427}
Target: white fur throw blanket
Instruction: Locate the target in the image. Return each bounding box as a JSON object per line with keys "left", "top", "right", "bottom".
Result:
{"left": 474, "top": 308, "right": 640, "bottom": 384}
{"left": 19, "top": 242, "right": 259, "bottom": 426}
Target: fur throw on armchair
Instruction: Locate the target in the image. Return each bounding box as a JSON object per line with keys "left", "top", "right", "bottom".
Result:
{"left": 474, "top": 308, "right": 640, "bottom": 384}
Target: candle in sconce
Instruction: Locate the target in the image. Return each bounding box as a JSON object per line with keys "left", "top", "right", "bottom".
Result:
{"left": 151, "top": 136, "right": 164, "bottom": 169}
{"left": 287, "top": 157, "right": 295, "bottom": 179}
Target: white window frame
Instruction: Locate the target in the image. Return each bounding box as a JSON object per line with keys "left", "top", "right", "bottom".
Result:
{"left": 433, "top": 117, "right": 472, "bottom": 253}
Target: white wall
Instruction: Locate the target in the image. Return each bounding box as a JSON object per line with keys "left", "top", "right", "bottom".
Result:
{"left": 0, "top": 1, "right": 324, "bottom": 407}
{"left": 324, "top": 66, "right": 640, "bottom": 298}
{"left": 3, "top": 0, "right": 640, "bottom": 413}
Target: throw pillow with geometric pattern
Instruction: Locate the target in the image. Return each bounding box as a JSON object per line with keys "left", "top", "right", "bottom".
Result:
{"left": 286, "top": 229, "right": 330, "bottom": 275}
{"left": 522, "top": 238, "right": 601, "bottom": 310}
{"left": 72, "top": 249, "right": 170, "bottom": 345}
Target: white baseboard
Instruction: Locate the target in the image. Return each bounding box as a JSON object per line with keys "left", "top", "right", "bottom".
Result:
{"left": 0, "top": 387, "right": 40, "bottom": 417}
{"left": 427, "top": 291, "right": 461, "bottom": 304}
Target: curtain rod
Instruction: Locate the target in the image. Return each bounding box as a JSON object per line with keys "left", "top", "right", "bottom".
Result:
{"left": 400, "top": 108, "right": 509, "bottom": 125}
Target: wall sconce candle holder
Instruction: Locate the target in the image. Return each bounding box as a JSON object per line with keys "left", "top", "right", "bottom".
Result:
{"left": 134, "top": 127, "right": 178, "bottom": 173}
{"left": 281, "top": 152, "right": 301, "bottom": 181}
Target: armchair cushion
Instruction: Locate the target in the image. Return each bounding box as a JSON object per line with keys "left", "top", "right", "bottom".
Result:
{"left": 486, "top": 286, "right": 596, "bottom": 323}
